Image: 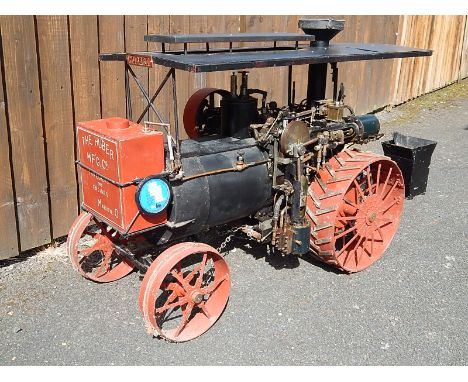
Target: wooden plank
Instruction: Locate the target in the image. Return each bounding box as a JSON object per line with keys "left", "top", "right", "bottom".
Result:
{"left": 397, "top": 15, "right": 417, "bottom": 104}
{"left": 390, "top": 15, "right": 408, "bottom": 107}
{"left": 286, "top": 15, "right": 311, "bottom": 107}
{"left": 147, "top": 16, "right": 171, "bottom": 127}
{"left": 283, "top": 16, "right": 308, "bottom": 106}
{"left": 271, "top": 15, "right": 296, "bottom": 106}
{"left": 188, "top": 16, "right": 240, "bottom": 115}
{"left": 124, "top": 15, "right": 148, "bottom": 121}
{"left": 439, "top": 16, "right": 461, "bottom": 87}
{"left": 0, "top": 22, "right": 19, "bottom": 259}
{"left": 394, "top": 15, "right": 467, "bottom": 104}
{"left": 410, "top": 15, "right": 432, "bottom": 99}
{"left": 0, "top": 16, "right": 51, "bottom": 251}
{"left": 450, "top": 16, "right": 466, "bottom": 83}
{"left": 36, "top": 16, "right": 77, "bottom": 239}
{"left": 99, "top": 16, "right": 126, "bottom": 118}
{"left": 460, "top": 16, "right": 468, "bottom": 80}
{"left": 188, "top": 15, "right": 209, "bottom": 97}
{"left": 244, "top": 16, "right": 289, "bottom": 106}
{"left": 69, "top": 16, "right": 101, "bottom": 122}
{"left": 69, "top": 16, "right": 101, "bottom": 207}
{"left": 332, "top": 15, "right": 400, "bottom": 113}
{"left": 169, "top": 15, "right": 190, "bottom": 138}
{"left": 189, "top": 16, "right": 239, "bottom": 89}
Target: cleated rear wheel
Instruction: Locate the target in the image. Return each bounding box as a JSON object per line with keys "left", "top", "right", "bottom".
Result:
{"left": 306, "top": 149, "right": 405, "bottom": 272}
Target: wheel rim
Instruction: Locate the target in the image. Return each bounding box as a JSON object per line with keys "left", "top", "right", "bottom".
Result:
{"left": 139, "top": 242, "right": 230, "bottom": 342}
{"left": 306, "top": 149, "right": 405, "bottom": 272}
{"left": 67, "top": 212, "right": 134, "bottom": 282}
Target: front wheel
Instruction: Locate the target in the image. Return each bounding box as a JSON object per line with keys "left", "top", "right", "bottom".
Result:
{"left": 67, "top": 212, "right": 134, "bottom": 282}
{"left": 139, "top": 242, "right": 231, "bottom": 342}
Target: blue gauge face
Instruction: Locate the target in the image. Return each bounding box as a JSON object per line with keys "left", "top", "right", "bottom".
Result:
{"left": 137, "top": 178, "right": 171, "bottom": 215}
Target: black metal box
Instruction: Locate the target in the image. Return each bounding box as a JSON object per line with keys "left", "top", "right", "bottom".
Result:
{"left": 382, "top": 133, "right": 437, "bottom": 199}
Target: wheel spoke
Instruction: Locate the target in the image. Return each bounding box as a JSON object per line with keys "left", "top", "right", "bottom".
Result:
{"left": 380, "top": 167, "right": 393, "bottom": 198}
{"left": 156, "top": 290, "right": 179, "bottom": 321}
{"left": 158, "top": 289, "right": 179, "bottom": 316}
{"left": 195, "top": 253, "right": 208, "bottom": 288}
{"left": 343, "top": 197, "right": 359, "bottom": 209}
{"left": 382, "top": 199, "right": 398, "bottom": 215}
{"left": 155, "top": 296, "right": 188, "bottom": 315}
{"left": 375, "top": 224, "right": 385, "bottom": 241}
{"left": 336, "top": 231, "right": 361, "bottom": 258}
{"left": 375, "top": 163, "right": 382, "bottom": 195}
{"left": 353, "top": 235, "right": 366, "bottom": 266}
{"left": 83, "top": 228, "right": 100, "bottom": 238}
{"left": 78, "top": 244, "right": 107, "bottom": 259}
{"left": 183, "top": 264, "right": 202, "bottom": 286}
{"left": 336, "top": 215, "right": 363, "bottom": 222}
{"left": 335, "top": 224, "right": 358, "bottom": 240}
{"left": 173, "top": 303, "right": 194, "bottom": 337}
{"left": 355, "top": 246, "right": 362, "bottom": 266}
{"left": 377, "top": 220, "right": 393, "bottom": 230}
{"left": 363, "top": 244, "right": 373, "bottom": 258}
{"left": 343, "top": 250, "right": 351, "bottom": 266}
{"left": 171, "top": 269, "right": 189, "bottom": 290}
{"left": 161, "top": 281, "right": 182, "bottom": 294}
{"left": 353, "top": 179, "right": 366, "bottom": 200}
{"left": 382, "top": 180, "right": 400, "bottom": 203}
{"left": 376, "top": 215, "right": 393, "bottom": 223}
{"left": 94, "top": 253, "right": 111, "bottom": 278}
{"left": 198, "top": 302, "right": 212, "bottom": 319}
{"left": 366, "top": 167, "right": 373, "bottom": 196}
{"left": 343, "top": 198, "right": 359, "bottom": 215}
{"left": 202, "top": 274, "right": 228, "bottom": 294}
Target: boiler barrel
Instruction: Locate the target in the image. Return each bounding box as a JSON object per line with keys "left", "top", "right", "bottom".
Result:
{"left": 167, "top": 137, "right": 272, "bottom": 237}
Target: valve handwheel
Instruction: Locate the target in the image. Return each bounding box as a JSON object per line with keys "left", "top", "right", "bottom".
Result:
{"left": 67, "top": 212, "right": 134, "bottom": 282}
{"left": 139, "top": 242, "right": 231, "bottom": 342}
{"left": 306, "top": 149, "right": 405, "bottom": 272}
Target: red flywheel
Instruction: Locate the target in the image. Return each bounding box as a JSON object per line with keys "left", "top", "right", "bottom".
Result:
{"left": 182, "top": 88, "right": 229, "bottom": 138}
{"left": 306, "top": 149, "right": 405, "bottom": 273}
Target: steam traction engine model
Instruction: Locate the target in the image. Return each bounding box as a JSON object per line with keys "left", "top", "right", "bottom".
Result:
{"left": 68, "top": 19, "right": 432, "bottom": 342}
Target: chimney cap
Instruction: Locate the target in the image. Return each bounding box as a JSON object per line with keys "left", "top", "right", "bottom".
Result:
{"left": 299, "top": 19, "right": 345, "bottom": 46}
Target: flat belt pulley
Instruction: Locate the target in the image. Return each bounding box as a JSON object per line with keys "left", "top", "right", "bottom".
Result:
{"left": 183, "top": 87, "right": 230, "bottom": 138}
{"left": 280, "top": 120, "right": 310, "bottom": 155}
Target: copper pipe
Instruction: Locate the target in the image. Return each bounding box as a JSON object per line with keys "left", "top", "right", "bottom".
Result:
{"left": 181, "top": 160, "right": 269, "bottom": 182}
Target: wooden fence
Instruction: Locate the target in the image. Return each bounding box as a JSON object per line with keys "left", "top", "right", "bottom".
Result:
{"left": 0, "top": 15, "right": 467, "bottom": 259}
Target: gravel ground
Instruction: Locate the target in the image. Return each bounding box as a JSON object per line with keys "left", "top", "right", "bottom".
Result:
{"left": 0, "top": 80, "right": 467, "bottom": 366}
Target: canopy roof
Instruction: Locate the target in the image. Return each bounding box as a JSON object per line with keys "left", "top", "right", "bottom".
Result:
{"left": 99, "top": 31, "right": 432, "bottom": 73}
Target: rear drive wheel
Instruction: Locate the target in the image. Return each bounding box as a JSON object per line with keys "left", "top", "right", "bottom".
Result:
{"left": 306, "top": 149, "right": 405, "bottom": 272}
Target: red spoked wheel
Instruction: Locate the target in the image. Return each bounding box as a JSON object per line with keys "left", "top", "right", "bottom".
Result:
{"left": 306, "top": 149, "right": 405, "bottom": 273}
{"left": 139, "top": 242, "right": 230, "bottom": 342}
{"left": 67, "top": 212, "right": 134, "bottom": 282}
